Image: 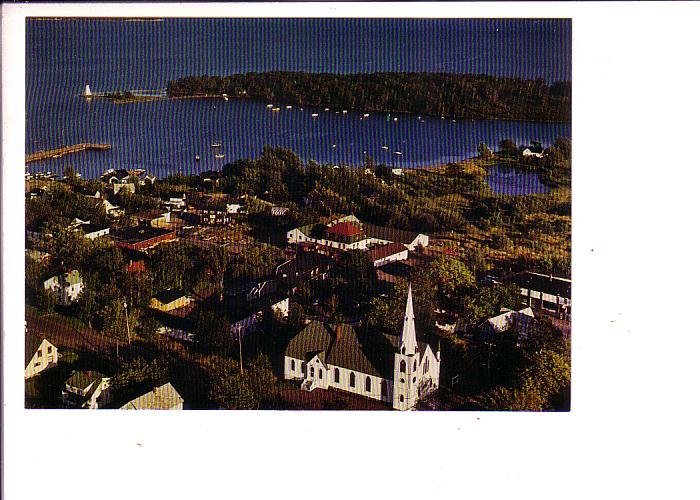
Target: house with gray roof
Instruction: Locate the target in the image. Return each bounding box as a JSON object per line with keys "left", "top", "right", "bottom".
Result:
{"left": 120, "top": 382, "right": 184, "bottom": 410}
{"left": 284, "top": 285, "right": 440, "bottom": 410}
{"left": 62, "top": 371, "right": 112, "bottom": 409}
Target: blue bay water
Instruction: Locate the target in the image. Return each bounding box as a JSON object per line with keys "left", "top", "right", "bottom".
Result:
{"left": 26, "top": 18, "right": 571, "bottom": 181}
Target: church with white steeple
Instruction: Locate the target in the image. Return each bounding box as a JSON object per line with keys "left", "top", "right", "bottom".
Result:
{"left": 284, "top": 285, "right": 441, "bottom": 410}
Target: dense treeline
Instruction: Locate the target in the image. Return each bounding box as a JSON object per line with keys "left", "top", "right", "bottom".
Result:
{"left": 167, "top": 72, "right": 571, "bottom": 122}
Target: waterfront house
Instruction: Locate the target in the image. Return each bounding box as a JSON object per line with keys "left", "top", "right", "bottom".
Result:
{"left": 150, "top": 289, "right": 192, "bottom": 312}
{"left": 101, "top": 169, "right": 130, "bottom": 184}
{"left": 25, "top": 332, "right": 58, "bottom": 379}
{"left": 62, "top": 371, "right": 112, "bottom": 409}
{"left": 110, "top": 226, "right": 176, "bottom": 251}
{"left": 120, "top": 382, "right": 184, "bottom": 410}
{"left": 43, "top": 270, "right": 83, "bottom": 306}
{"left": 522, "top": 141, "right": 545, "bottom": 158}
{"left": 284, "top": 286, "right": 440, "bottom": 410}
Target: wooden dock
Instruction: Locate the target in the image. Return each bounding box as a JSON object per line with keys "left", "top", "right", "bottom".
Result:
{"left": 25, "top": 143, "right": 111, "bottom": 164}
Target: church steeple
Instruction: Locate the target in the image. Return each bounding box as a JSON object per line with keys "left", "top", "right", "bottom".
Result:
{"left": 400, "top": 284, "right": 417, "bottom": 355}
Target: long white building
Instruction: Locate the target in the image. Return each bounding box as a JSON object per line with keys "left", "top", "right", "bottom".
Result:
{"left": 286, "top": 215, "right": 429, "bottom": 252}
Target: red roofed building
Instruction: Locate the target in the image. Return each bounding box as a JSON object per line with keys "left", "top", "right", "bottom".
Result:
{"left": 366, "top": 242, "right": 409, "bottom": 267}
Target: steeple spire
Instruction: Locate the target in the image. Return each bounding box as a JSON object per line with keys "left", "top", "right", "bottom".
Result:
{"left": 400, "top": 284, "right": 417, "bottom": 355}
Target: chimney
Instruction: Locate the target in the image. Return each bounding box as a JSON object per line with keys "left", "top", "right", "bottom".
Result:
{"left": 334, "top": 324, "right": 342, "bottom": 341}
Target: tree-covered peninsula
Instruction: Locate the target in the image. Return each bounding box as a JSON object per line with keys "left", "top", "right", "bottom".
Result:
{"left": 167, "top": 72, "right": 571, "bottom": 122}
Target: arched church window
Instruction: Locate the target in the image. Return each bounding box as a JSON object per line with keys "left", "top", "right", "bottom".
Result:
{"left": 413, "top": 359, "right": 417, "bottom": 371}
{"left": 401, "top": 346, "right": 405, "bottom": 354}
{"left": 334, "top": 368, "right": 340, "bottom": 383}
{"left": 310, "top": 367, "right": 314, "bottom": 377}
{"left": 350, "top": 372, "right": 355, "bottom": 387}
{"left": 400, "top": 360, "right": 406, "bottom": 373}
{"left": 291, "top": 359, "right": 295, "bottom": 371}
{"left": 365, "top": 377, "right": 371, "bottom": 392}
{"left": 400, "top": 395, "right": 404, "bottom": 403}
{"left": 319, "top": 369, "right": 323, "bottom": 380}
{"left": 425, "top": 358, "right": 429, "bottom": 373}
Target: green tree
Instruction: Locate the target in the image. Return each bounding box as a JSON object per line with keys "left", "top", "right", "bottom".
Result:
{"left": 498, "top": 139, "right": 519, "bottom": 157}
{"left": 478, "top": 142, "right": 494, "bottom": 159}
{"left": 194, "top": 310, "right": 233, "bottom": 355}
{"left": 427, "top": 256, "right": 475, "bottom": 299}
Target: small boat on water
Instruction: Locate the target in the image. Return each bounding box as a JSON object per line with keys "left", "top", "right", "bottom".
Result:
{"left": 394, "top": 151, "right": 403, "bottom": 156}
{"left": 381, "top": 145, "right": 389, "bottom": 150}
{"left": 271, "top": 107, "right": 280, "bottom": 112}
{"left": 286, "top": 105, "right": 292, "bottom": 109}
{"left": 363, "top": 113, "right": 369, "bottom": 118}
{"left": 195, "top": 154, "right": 201, "bottom": 161}
{"left": 342, "top": 110, "right": 348, "bottom": 114}
{"left": 266, "top": 104, "right": 274, "bottom": 108}
{"left": 311, "top": 113, "right": 319, "bottom": 118}
{"left": 393, "top": 117, "right": 398, "bottom": 122}
{"left": 332, "top": 144, "right": 337, "bottom": 149}
{"left": 222, "top": 93, "right": 228, "bottom": 101}
{"left": 211, "top": 142, "right": 221, "bottom": 148}
{"left": 324, "top": 107, "right": 330, "bottom": 112}
{"left": 215, "top": 154, "right": 225, "bottom": 159}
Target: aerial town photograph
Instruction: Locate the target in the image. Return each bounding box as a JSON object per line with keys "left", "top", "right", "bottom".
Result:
{"left": 23, "top": 16, "right": 571, "bottom": 411}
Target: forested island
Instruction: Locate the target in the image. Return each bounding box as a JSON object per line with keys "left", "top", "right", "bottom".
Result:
{"left": 167, "top": 72, "right": 571, "bottom": 122}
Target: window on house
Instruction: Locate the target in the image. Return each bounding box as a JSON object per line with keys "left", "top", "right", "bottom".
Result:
{"left": 400, "top": 360, "right": 406, "bottom": 373}
{"left": 48, "top": 346, "right": 52, "bottom": 353}
{"left": 349, "top": 372, "right": 355, "bottom": 387}
{"left": 381, "top": 380, "right": 388, "bottom": 396}
{"left": 400, "top": 395, "right": 404, "bottom": 403}
{"left": 310, "top": 367, "right": 314, "bottom": 377}
{"left": 413, "top": 359, "right": 417, "bottom": 371}
{"left": 365, "top": 377, "right": 371, "bottom": 392}
{"left": 319, "top": 369, "right": 323, "bottom": 380}
{"left": 37, "top": 349, "right": 42, "bottom": 358}
{"left": 291, "top": 359, "right": 295, "bottom": 371}
{"left": 334, "top": 368, "right": 340, "bottom": 383}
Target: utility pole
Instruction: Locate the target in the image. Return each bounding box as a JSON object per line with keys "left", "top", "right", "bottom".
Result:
{"left": 237, "top": 325, "right": 244, "bottom": 376}
{"left": 123, "top": 299, "right": 131, "bottom": 344}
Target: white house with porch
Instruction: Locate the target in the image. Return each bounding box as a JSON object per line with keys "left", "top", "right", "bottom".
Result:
{"left": 284, "top": 286, "right": 440, "bottom": 410}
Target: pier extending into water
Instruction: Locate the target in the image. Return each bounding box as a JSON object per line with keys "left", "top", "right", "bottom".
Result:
{"left": 25, "top": 143, "right": 111, "bottom": 164}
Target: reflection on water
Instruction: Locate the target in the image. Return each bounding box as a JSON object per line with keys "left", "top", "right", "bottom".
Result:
{"left": 487, "top": 164, "right": 550, "bottom": 196}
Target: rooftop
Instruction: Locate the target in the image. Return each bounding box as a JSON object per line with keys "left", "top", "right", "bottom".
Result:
{"left": 366, "top": 242, "right": 407, "bottom": 262}
{"left": 111, "top": 226, "right": 175, "bottom": 245}
{"left": 506, "top": 271, "right": 571, "bottom": 299}
{"left": 66, "top": 370, "right": 106, "bottom": 391}
{"left": 120, "top": 382, "right": 184, "bottom": 410}
{"left": 326, "top": 221, "right": 364, "bottom": 237}
{"left": 153, "top": 289, "right": 188, "bottom": 305}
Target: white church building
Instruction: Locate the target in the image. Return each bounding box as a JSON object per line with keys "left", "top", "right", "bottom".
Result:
{"left": 284, "top": 286, "right": 440, "bottom": 410}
